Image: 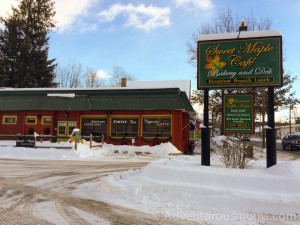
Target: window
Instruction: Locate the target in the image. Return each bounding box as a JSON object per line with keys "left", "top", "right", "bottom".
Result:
{"left": 142, "top": 116, "right": 171, "bottom": 137}
{"left": 58, "top": 121, "right": 67, "bottom": 135}
{"left": 42, "top": 116, "right": 52, "bottom": 125}
{"left": 111, "top": 117, "right": 138, "bottom": 137}
{"left": 57, "top": 121, "right": 77, "bottom": 136}
{"left": 81, "top": 116, "right": 107, "bottom": 136}
{"left": 68, "top": 121, "right": 76, "bottom": 135}
{"left": 2, "top": 115, "right": 17, "bottom": 124}
{"left": 25, "top": 116, "right": 37, "bottom": 125}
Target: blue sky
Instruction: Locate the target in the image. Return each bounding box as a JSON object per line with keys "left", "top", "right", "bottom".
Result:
{"left": 1, "top": 0, "right": 300, "bottom": 100}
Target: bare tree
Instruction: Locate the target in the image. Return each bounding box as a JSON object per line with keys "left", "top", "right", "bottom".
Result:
{"left": 187, "top": 8, "right": 272, "bottom": 68}
{"left": 84, "top": 67, "right": 105, "bottom": 88}
{"left": 54, "top": 60, "right": 84, "bottom": 88}
{"left": 55, "top": 62, "right": 135, "bottom": 88}
{"left": 108, "top": 66, "right": 135, "bottom": 87}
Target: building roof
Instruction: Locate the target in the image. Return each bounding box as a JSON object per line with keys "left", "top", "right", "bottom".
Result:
{"left": 126, "top": 80, "right": 191, "bottom": 99}
{"left": 0, "top": 88, "right": 194, "bottom": 113}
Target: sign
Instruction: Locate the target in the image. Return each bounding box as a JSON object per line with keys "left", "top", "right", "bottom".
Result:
{"left": 16, "top": 136, "right": 35, "bottom": 147}
{"left": 142, "top": 117, "right": 171, "bottom": 137}
{"left": 197, "top": 35, "right": 282, "bottom": 89}
{"left": 223, "top": 94, "right": 254, "bottom": 133}
{"left": 111, "top": 118, "right": 138, "bottom": 137}
{"left": 81, "top": 117, "right": 107, "bottom": 136}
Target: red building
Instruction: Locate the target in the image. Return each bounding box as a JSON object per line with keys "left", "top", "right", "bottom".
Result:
{"left": 0, "top": 87, "right": 194, "bottom": 152}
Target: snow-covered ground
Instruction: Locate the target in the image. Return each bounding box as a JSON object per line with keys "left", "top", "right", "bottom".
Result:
{"left": 0, "top": 139, "right": 299, "bottom": 224}
{"left": 0, "top": 139, "right": 180, "bottom": 161}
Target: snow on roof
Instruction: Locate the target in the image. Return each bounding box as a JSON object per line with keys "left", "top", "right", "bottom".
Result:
{"left": 126, "top": 80, "right": 191, "bottom": 99}
{"left": 0, "top": 84, "right": 189, "bottom": 93}
{"left": 0, "top": 87, "right": 133, "bottom": 92}
{"left": 47, "top": 93, "right": 75, "bottom": 98}
{"left": 198, "top": 30, "right": 281, "bottom": 41}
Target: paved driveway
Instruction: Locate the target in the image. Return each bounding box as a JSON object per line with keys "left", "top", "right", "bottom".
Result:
{"left": 0, "top": 159, "right": 197, "bottom": 225}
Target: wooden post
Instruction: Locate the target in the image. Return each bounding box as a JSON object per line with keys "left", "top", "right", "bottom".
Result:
{"left": 75, "top": 132, "right": 78, "bottom": 151}
{"left": 101, "top": 134, "right": 104, "bottom": 147}
{"left": 90, "top": 134, "right": 93, "bottom": 149}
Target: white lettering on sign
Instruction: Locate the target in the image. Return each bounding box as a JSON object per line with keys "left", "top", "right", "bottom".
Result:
{"left": 144, "top": 119, "right": 169, "bottom": 127}
{"left": 83, "top": 120, "right": 106, "bottom": 126}
{"left": 113, "top": 120, "right": 127, "bottom": 124}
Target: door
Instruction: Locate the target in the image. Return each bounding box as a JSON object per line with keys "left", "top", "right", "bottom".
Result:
{"left": 57, "top": 121, "right": 77, "bottom": 136}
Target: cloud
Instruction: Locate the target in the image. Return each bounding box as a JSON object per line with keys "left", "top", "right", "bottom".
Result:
{"left": 0, "top": 0, "right": 19, "bottom": 18}
{"left": 96, "top": 70, "right": 112, "bottom": 79}
{"left": 0, "top": 0, "right": 99, "bottom": 32}
{"left": 54, "top": 0, "right": 99, "bottom": 32}
{"left": 174, "top": 0, "right": 214, "bottom": 10}
{"left": 98, "top": 3, "right": 171, "bottom": 32}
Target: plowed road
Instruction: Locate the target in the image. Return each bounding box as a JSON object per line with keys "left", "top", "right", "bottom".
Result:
{"left": 0, "top": 159, "right": 197, "bottom": 225}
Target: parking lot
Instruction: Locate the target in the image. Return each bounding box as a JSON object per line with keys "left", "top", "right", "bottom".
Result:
{"left": 0, "top": 159, "right": 197, "bottom": 225}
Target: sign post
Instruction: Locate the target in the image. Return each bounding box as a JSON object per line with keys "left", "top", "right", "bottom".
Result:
{"left": 201, "top": 89, "right": 210, "bottom": 166}
{"left": 266, "top": 87, "right": 277, "bottom": 167}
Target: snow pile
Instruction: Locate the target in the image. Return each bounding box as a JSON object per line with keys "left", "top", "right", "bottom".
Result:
{"left": 0, "top": 140, "right": 181, "bottom": 161}
{"left": 213, "top": 135, "right": 227, "bottom": 146}
{"left": 267, "top": 161, "right": 300, "bottom": 178}
{"left": 74, "top": 156, "right": 300, "bottom": 224}
{"left": 95, "top": 142, "right": 181, "bottom": 156}
{"left": 0, "top": 145, "right": 79, "bottom": 160}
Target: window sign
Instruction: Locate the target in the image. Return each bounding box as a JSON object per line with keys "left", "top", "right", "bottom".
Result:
{"left": 2, "top": 116, "right": 17, "bottom": 124}
{"left": 111, "top": 117, "right": 138, "bottom": 137}
{"left": 81, "top": 117, "right": 107, "bottom": 136}
{"left": 142, "top": 116, "right": 171, "bottom": 137}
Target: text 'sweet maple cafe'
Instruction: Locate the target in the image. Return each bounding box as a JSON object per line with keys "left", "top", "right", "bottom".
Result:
{"left": 0, "top": 80, "right": 195, "bottom": 152}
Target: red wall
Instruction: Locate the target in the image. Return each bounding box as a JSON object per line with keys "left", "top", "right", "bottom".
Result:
{"left": 0, "top": 110, "right": 190, "bottom": 152}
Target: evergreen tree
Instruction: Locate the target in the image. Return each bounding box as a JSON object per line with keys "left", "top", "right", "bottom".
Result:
{"left": 0, "top": 0, "right": 56, "bottom": 88}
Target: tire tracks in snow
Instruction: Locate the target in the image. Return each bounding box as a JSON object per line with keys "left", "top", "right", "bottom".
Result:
{"left": 0, "top": 159, "right": 197, "bottom": 225}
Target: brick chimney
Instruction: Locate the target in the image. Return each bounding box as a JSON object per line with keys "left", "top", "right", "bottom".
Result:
{"left": 121, "top": 78, "right": 127, "bottom": 87}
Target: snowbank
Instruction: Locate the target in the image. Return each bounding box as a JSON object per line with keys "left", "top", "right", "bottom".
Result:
{"left": 0, "top": 140, "right": 181, "bottom": 161}
{"left": 74, "top": 156, "right": 300, "bottom": 224}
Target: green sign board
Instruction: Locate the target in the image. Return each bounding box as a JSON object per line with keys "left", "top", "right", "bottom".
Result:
{"left": 223, "top": 94, "right": 254, "bottom": 133}
{"left": 197, "top": 35, "right": 282, "bottom": 89}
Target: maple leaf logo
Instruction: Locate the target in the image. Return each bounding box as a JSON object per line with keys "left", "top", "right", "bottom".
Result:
{"left": 204, "top": 55, "right": 227, "bottom": 76}
{"left": 228, "top": 98, "right": 236, "bottom": 105}
{"left": 227, "top": 98, "right": 237, "bottom": 108}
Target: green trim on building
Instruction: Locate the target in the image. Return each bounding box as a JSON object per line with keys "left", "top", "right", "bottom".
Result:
{"left": 0, "top": 88, "right": 194, "bottom": 112}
